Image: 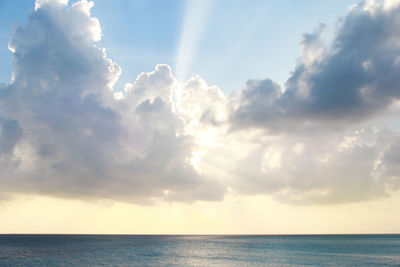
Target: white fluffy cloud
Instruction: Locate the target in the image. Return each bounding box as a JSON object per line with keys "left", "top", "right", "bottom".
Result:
{"left": 0, "top": 0, "right": 223, "bottom": 203}
{"left": 196, "top": 125, "right": 400, "bottom": 204}
{"left": 1, "top": 0, "right": 400, "bottom": 205}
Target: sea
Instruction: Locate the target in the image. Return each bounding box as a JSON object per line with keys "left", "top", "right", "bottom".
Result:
{"left": 0, "top": 234, "right": 399, "bottom": 266}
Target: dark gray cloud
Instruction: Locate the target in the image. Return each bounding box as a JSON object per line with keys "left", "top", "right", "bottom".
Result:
{"left": 0, "top": 118, "right": 22, "bottom": 155}
{"left": 232, "top": 1, "right": 400, "bottom": 131}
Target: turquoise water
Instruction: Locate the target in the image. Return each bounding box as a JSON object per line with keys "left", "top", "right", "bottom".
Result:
{"left": 0, "top": 235, "right": 399, "bottom": 266}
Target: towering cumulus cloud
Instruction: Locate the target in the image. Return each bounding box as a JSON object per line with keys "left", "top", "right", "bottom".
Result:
{"left": 1, "top": 0, "right": 400, "bottom": 205}
{"left": 0, "top": 0, "right": 223, "bottom": 203}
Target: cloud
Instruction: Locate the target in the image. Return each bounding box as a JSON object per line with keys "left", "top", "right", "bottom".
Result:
{"left": 232, "top": 0, "right": 400, "bottom": 131}
{"left": 1, "top": 0, "right": 400, "bottom": 206}
{"left": 0, "top": 118, "right": 22, "bottom": 155}
{"left": 199, "top": 126, "right": 400, "bottom": 205}
{"left": 193, "top": 0, "right": 400, "bottom": 204}
{"left": 0, "top": 0, "right": 223, "bottom": 203}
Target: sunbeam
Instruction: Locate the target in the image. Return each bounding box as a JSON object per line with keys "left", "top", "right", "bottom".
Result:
{"left": 175, "top": 0, "right": 212, "bottom": 82}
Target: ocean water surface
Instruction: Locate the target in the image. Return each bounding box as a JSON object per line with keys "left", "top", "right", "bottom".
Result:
{"left": 0, "top": 234, "right": 399, "bottom": 266}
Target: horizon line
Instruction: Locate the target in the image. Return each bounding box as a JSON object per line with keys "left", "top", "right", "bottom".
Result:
{"left": 1, "top": 233, "right": 399, "bottom": 236}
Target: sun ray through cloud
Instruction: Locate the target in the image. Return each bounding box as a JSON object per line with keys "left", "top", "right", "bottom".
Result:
{"left": 175, "top": 0, "right": 212, "bottom": 82}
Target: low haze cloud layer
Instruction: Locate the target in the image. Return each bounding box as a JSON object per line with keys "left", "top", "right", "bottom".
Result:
{"left": 1, "top": 0, "right": 400, "bottom": 205}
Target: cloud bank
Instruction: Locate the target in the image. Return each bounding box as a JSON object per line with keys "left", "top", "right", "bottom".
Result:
{"left": 1, "top": 0, "right": 400, "bottom": 205}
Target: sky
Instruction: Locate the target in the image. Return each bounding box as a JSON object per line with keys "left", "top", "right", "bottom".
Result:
{"left": 0, "top": 0, "right": 400, "bottom": 234}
